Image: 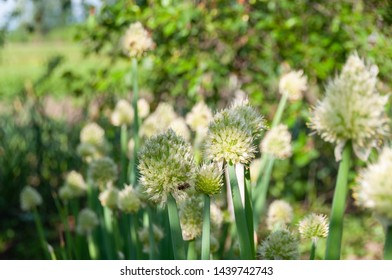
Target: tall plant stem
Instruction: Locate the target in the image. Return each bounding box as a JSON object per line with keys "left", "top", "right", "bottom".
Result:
{"left": 201, "top": 194, "right": 211, "bottom": 260}
{"left": 325, "top": 144, "right": 351, "bottom": 260}
{"left": 271, "top": 92, "right": 288, "bottom": 128}
{"left": 310, "top": 241, "right": 316, "bottom": 260}
{"left": 131, "top": 57, "right": 140, "bottom": 186}
{"left": 130, "top": 214, "right": 142, "bottom": 259}
{"left": 244, "top": 167, "right": 255, "bottom": 256}
{"left": 87, "top": 233, "right": 98, "bottom": 259}
{"left": 147, "top": 207, "right": 156, "bottom": 260}
{"left": 187, "top": 239, "right": 197, "bottom": 260}
{"left": 121, "top": 124, "right": 128, "bottom": 186}
{"left": 384, "top": 225, "right": 392, "bottom": 260}
{"left": 32, "top": 208, "right": 50, "bottom": 259}
{"left": 167, "top": 194, "right": 186, "bottom": 260}
{"left": 253, "top": 157, "right": 274, "bottom": 230}
{"left": 228, "top": 165, "right": 254, "bottom": 259}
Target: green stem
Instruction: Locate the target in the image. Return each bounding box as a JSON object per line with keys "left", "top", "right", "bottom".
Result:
{"left": 325, "top": 144, "right": 351, "bottom": 260}
{"left": 253, "top": 157, "right": 274, "bottom": 230}
{"left": 87, "top": 232, "right": 98, "bottom": 259}
{"left": 63, "top": 201, "right": 74, "bottom": 259}
{"left": 131, "top": 57, "right": 140, "bottom": 187}
{"left": 130, "top": 214, "right": 142, "bottom": 259}
{"left": 310, "top": 241, "right": 316, "bottom": 260}
{"left": 147, "top": 207, "right": 156, "bottom": 260}
{"left": 244, "top": 167, "right": 255, "bottom": 257}
{"left": 32, "top": 208, "right": 50, "bottom": 259}
{"left": 201, "top": 194, "right": 211, "bottom": 260}
{"left": 384, "top": 225, "right": 392, "bottom": 260}
{"left": 167, "top": 194, "right": 186, "bottom": 260}
{"left": 271, "top": 92, "right": 288, "bottom": 128}
{"left": 228, "top": 165, "right": 254, "bottom": 260}
{"left": 187, "top": 239, "right": 197, "bottom": 260}
{"left": 121, "top": 124, "right": 128, "bottom": 186}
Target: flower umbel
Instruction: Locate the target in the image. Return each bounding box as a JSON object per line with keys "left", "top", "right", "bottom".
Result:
{"left": 195, "top": 163, "right": 223, "bottom": 196}
{"left": 77, "top": 208, "right": 99, "bottom": 235}
{"left": 99, "top": 187, "right": 119, "bottom": 209}
{"left": 279, "top": 70, "right": 308, "bottom": 101}
{"left": 266, "top": 200, "right": 294, "bottom": 231}
{"left": 179, "top": 195, "right": 203, "bottom": 241}
{"left": 88, "top": 157, "right": 118, "bottom": 187}
{"left": 258, "top": 229, "right": 299, "bottom": 260}
{"left": 261, "top": 124, "right": 292, "bottom": 159}
{"left": 20, "top": 186, "right": 42, "bottom": 211}
{"left": 121, "top": 22, "right": 154, "bottom": 58}
{"left": 309, "top": 54, "right": 389, "bottom": 161}
{"left": 138, "top": 129, "right": 196, "bottom": 205}
{"left": 111, "top": 99, "right": 134, "bottom": 126}
{"left": 117, "top": 185, "right": 141, "bottom": 214}
{"left": 298, "top": 213, "right": 329, "bottom": 243}
{"left": 353, "top": 147, "right": 392, "bottom": 224}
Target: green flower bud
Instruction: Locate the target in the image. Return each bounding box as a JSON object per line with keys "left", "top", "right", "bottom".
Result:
{"left": 298, "top": 213, "right": 329, "bottom": 243}
{"left": 258, "top": 229, "right": 299, "bottom": 260}
{"left": 77, "top": 208, "right": 99, "bottom": 235}
{"left": 195, "top": 163, "right": 223, "bottom": 196}
{"left": 88, "top": 157, "right": 118, "bottom": 187}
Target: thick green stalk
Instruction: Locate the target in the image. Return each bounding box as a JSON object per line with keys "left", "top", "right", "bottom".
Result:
{"left": 131, "top": 57, "right": 140, "bottom": 186}
{"left": 130, "top": 214, "right": 142, "bottom": 259}
{"left": 244, "top": 166, "right": 255, "bottom": 256}
{"left": 228, "top": 165, "right": 254, "bottom": 259}
{"left": 87, "top": 233, "right": 98, "bottom": 259}
{"left": 187, "top": 239, "right": 197, "bottom": 260}
{"left": 253, "top": 157, "right": 274, "bottom": 230}
{"left": 167, "top": 194, "right": 186, "bottom": 260}
{"left": 310, "top": 241, "right": 316, "bottom": 260}
{"left": 201, "top": 194, "right": 211, "bottom": 260}
{"left": 325, "top": 144, "right": 351, "bottom": 260}
{"left": 271, "top": 92, "right": 288, "bottom": 128}
{"left": 121, "top": 124, "right": 128, "bottom": 186}
{"left": 147, "top": 207, "right": 156, "bottom": 260}
{"left": 384, "top": 225, "right": 392, "bottom": 260}
{"left": 32, "top": 208, "right": 50, "bottom": 259}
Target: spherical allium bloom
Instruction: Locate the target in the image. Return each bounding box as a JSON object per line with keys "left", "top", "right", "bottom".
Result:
{"left": 179, "top": 195, "right": 203, "bottom": 240}
{"left": 99, "top": 187, "right": 119, "bottom": 209}
{"left": 138, "top": 224, "right": 164, "bottom": 254}
{"left": 117, "top": 185, "right": 141, "bottom": 213}
{"left": 76, "top": 143, "right": 99, "bottom": 162}
{"left": 260, "top": 124, "right": 292, "bottom": 159}
{"left": 185, "top": 101, "right": 213, "bottom": 133}
{"left": 138, "top": 129, "right": 196, "bottom": 205}
{"left": 205, "top": 103, "right": 265, "bottom": 164}
{"left": 298, "top": 213, "right": 329, "bottom": 243}
{"left": 110, "top": 99, "right": 134, "bottom": 126}
{"left": 80, "top": 122, "right": 105, "bottom": 146}
{"left": 169, "top": 117, "right": 191, "bottom": 141}
{"left": 353, "top": 147, "right": 392, "bottom": 223}
{"left": 195, "top": 163, "right": 223, "bottom": 195}
{"left": 58, "top": 185, "right": 73, "bottom": 201}
{"left": 65, "top": 171, "right": 87, "bottom": 197}
{"left": 121, "top": 22, "right": 154, "bottom": 58}
{"left": 140, "top": 103, "right": 177, "bottom": 138}
{"left": 279, "top": 70, "right": 308, "bottom": 101}
{"left": 76, "top": 208, "right": 99, "bottom": 235}
{"left": 258, "top": 229, "right": 300, "bottom": 260}
{"left": 266, "top": 200, "right": 294, "bottom": 231}
{"left": 88, "top": 157, "right": 118, "bottom": 187}
{"left": 20, "top": 186, "right": 42, "bottom": 211}
{"left": 137, "top": 98, "right": 150, "bottom": 119}
{"left": 309, "top": 54, "right": 389, "bottom": 161}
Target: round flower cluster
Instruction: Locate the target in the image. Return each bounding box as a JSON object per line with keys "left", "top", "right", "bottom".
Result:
{"left": 117, "top": 185, "right": 141, "bottom": 214}
{"left": 77, "top": 122, "right": 108, "bottom": 161}
{"left": 20, "top": 186, "right": 42, "bottom": 211}
{"left": 298, "top": 213, "right": 329, "bottom": 243}
{"left": 179, "top": 195, "right": 203, "bottom": 241}
{"left": 111, "top": 99, "right": 134, "bottom": 126}
{"left": 258, "top": 229, "right": 299, "bottom": 260}
{"left": 353, "top": 147, "right": 392, "bottom": 224}
{"left": 260, "top": 124, "right": 292, "bottom": 159}
{"left": 185, "top": 101, "right": 213, "bottom": 134}
{"left": 121, "top": 22, "right": 154, "bottom": 58}
{"left": 266, "top": 200, "right": 293, "bottom": 231}
{"left": 77, "top": 208, "right": 99, "bottom": 235}
{"left": 59, "top": 171, "right": 87, "bottom": 200}
{"left": 279, "top": 70, "right": 308, "bottom": 101}
{"left": 195, "top": 163, "right": 223, "bottom": 196}
{"left": 309, "top": 54, "right": 389, "bottom": 161}
{"left": 137, "top": 98, "right": 150, "bottom": 119}
{"left": 88, "top": 157, "right": 118, "bottom": 187}
{"left": 205, "top": 102, "right": 265, "bottom": 164}
{"left": 99, "top": 187, "right": 119, "bottom": 209}
{"left": 138, "top": 129, "right": 196, "bottom": 205}
{"left": 140, "top": 103, "right": 177, "bottom": 138}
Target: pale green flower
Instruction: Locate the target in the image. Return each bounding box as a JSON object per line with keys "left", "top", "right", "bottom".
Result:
{"left": 138, "top": 129, "right": 196, "bottom": 205}
{"left": 121, "top": 22, "right": 154, "bottom": 58}
{"left": 353, "top": 147, "right": 392, "bottom": 224}
{"left": 117, "top": 185, "right": 141, "bottom": 214}
{"left": 258, "top": 229, "right": 299, "bottom": 260}
{"left": 111, "top": 99, "right": 134, "bottom": 126}
{"left": 99, "top": 187, "right": 119, "bottom": 209}
{"left": 309, "top": 54, "right": 389, "bottom": 161}
{"left": 137, "top": 98, "right": 150, "bottom": 119}
{"left": 298, "top": 213, "right": 329, "bottom": 243}
{"left": 77, "top": 208, "right": 99, "bottom": 235}
{"left": 58, "top": 185, "right": 73, "bottom": 201}
{"left": 179, "top": 195, "right": 203, "bottom": 240}
{"left": 169, "top": 117, "right": 191, "bottom": 141}
{"left": 185, "top": 101, "right": 213, "bottom": 133}
{"left": 279, "top": 70, "right": 307, "bottom": 101}
{"left": 140, "top": 103, "right": 177, "bottom": 138}
{"left": 20, "top": 186, "right": 42, "bottom": 211}
{"left": 80, "top": 122, "right": 105, "bottom": 146}
{"left": 195, "top": 163, "right": 223, "bottom": 196}
{"left": 266, "top": 200, "right": 293, "bottom": 231}
{"left": 261, "top": 124, "right": 292, "bottom": 159}
{"left": 88, "top": 157, "right": 118, "bottom": 187}
{"left": 65, "top": 171, "right": 87, "bottom": 197}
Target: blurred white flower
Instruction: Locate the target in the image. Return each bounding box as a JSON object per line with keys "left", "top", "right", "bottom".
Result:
{"left": 20, "top": 186, "right": 42, "bottom": 211}
{"left": 266, "top": 200, "right": 293, "bottom": 231}
{"left": 279, "top": 70, "right": 307, "bottom": 101}
{"left": 261, "top": 124, "right": 292, "bottom": 159}
{"left": 298, "top": 213, "right": 329, "bottom": 243}
{"left": 121, "top": 22, "right": 154, "bottom": 58}
{"left": 137, "top": 98, "right": 150, "bottom": 119}
{"left": 111, "top": 99, "right": 134, "bottom": 126}
{"left": 80, "top": 122, "right": 105, "bottom": 146}
{"left": 185, "top": 101, "right": 213, "bottom": 134}
{"left": 169, "top": 117, "right": 190, "bottom": 141}
{"left": 77, "top": 208, "right": 99, "bottom": 235}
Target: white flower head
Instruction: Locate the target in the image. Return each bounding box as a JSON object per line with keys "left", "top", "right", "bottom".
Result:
{"left": 117, "top": 185, "right": 141, "bottom": 214}
{"left": 99, "top": 187, "right": 119, "bottom": 209}
{"left": 137, "top": 98, "right": 150, "bottom": 119}
{"left": 261, "top": 124, "right": 292, "bottom": 159}
{"left": 111, "top": 99, "right": 134, "bottom": 126}
{"left": 169, "top": 117, "right": 191, "bottom": 141}
{"left": 140, "top": 102, "right": 177, "bottom": 138}
{"left": 20, "top": 186, "right": 42, "bottom": 211}
{"left": 185, "top": 101, "right": 213, "bottom": 134}
{"left": 80, "top": 122, "right": 105, "bottom": 146}
{"left": 279, "top": 70, "right": 307, "bottom": 101}
{"left": 77, "top": 208, "right": 99, "bottom": 235}
{"left": 309, "top": 54, "right": 389, "bottom": 161}
{"left": 266, "top": 200, "right": 294, "bottom": 231}
{"left": 65, "top": 171, "right": 87, "bottom": 197}
{"left": 354, "top": 147, "right": 392, "bottom": 224}
{"left": 121, "top": 22, "right": 154, "bottom": 58}
{"left": 298, "top": 213, "right": 329, "bottom": 243}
